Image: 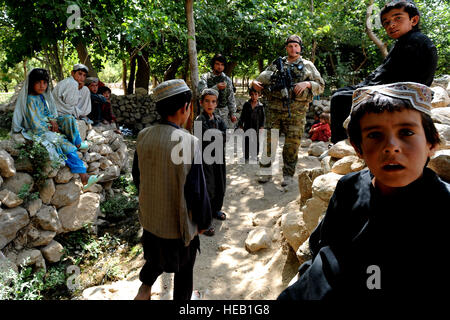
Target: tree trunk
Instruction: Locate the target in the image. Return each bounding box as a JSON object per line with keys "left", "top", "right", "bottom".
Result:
{"left": 310, "top": 0, "right": 317, "bottom": 63}
{"left": 164, "top": 57, "right": 183, "bottom": 81}
{"left": 258, "top": 59, "right": 264, "bottom": 73}
{"left": 49, "top": 43, "right": 64, "bottom": 82}
{"left": 75, "top": 40, "right": 98, "bottom": 77}
{"left": 186, "top": 0, "right": 200, "bottom": 127}
{"left": 122, "top": 59, "right": 128, "bottom": 95}
{"left": 366, "top": 0, "right": 388, "bottom": 58}
{"left": 135, "top": 49, "right": 150, "bottom": 91}
{"left": 127, "top": 54, "right": 137, "bottom": 94}
{"left": 225, "top": 61, "right": 237, "bottom": 77}
{"left": 23, "top": 59, "right": 27, "bottom": 79}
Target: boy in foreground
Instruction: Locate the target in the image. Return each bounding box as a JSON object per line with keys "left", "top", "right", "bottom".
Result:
{"left": 132, "top": 79, "right": 212, "bottom": 300}
{"left": 278, "top": 82, "right": 450, "bottom": 299}
{"left": 330, "top": 0, "right": 438, "bottom": 143}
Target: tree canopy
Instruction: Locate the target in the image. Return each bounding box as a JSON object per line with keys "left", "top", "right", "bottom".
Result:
{"left": 0, "top": 0, "right": 448, "bottom": 95}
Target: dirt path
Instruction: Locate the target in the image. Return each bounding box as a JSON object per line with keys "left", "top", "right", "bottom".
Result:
{"left": 81, "top": 135, "right": 321, "bottom": 300}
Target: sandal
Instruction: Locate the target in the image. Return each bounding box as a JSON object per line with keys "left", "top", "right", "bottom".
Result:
{"left": 214, "top": 211, "right": 227, "bottom": 221}
{"left": 203, "top": 226, "right": 215, "bottom": 237}
{"left": 83, "top": 174, "right": 100, "bottom": 191}
{"left": 78, "top": 141, "right": 89, "bottom": 150}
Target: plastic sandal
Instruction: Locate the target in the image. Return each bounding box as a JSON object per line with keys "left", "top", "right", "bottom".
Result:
{"left": 214, "top": 211, "right": 227, "bottom": 221}
{"left": 83, "top": 174, "right": 100, "bottom": 191}
{"left": 203, "top": 226, "right": 215, "bottom": 236}
{"left": 78, "top": 141, "right": 89, "bottom": 150}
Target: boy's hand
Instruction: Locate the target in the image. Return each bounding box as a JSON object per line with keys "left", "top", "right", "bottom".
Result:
{"left": 49, "top": 120, "right": 59, "bottom": 133}
{"left": 294, "top": 81, "right": 311, "bottom": 95}
{"left": 230, "top": 115, "right": 237, "bottom": 123}
{"left": 252, "top": 81, "right": 264, "bottom": 91}
{"left": 217, "top": 82, "right": 227, "bottom": 90}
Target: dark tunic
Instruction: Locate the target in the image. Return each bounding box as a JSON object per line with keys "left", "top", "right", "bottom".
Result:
{"left": 278, "top": 167, "right": 450, "bottom": 300}
{"left": 330, "top": 29, "right": 438, "bottom": 143}
{"left": 195, "top": 112, "right": 227, "bottom": 214}
{"left": 87, "top": 93, "right": 105, "bottom": 125}
{"left": 237, "top": 100, "right": 265, "bottom": 160}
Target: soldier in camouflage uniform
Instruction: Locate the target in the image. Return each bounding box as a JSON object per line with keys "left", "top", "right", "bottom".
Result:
{"left": 198, "top": 54, "right": 237, "bottom": 128}
{"left": 252, "top": 35, "right": 325, "bottom": 186}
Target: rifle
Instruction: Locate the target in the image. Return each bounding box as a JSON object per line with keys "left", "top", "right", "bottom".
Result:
{"left": 269, "top": 57, "right": 294, "bottom": 117}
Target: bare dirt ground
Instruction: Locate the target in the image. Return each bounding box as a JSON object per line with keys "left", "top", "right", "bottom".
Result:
{"left": 80, "top": 133, "right": 321, "bottom": 300}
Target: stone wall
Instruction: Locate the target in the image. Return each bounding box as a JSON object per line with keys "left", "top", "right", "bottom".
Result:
{"left": 110, "top": 93, "right": 160, "bottom": 132}
{"left": 0, "top": 121, "right": 128, "bottom": 273}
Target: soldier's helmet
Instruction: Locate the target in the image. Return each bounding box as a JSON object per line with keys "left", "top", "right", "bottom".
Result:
{"left": 285, "top": 35, "right": 302, "bottom": 47}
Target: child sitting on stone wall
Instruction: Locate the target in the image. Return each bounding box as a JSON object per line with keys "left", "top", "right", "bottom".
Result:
{"left": 278, "top": 82, "right": 450, "bottom": 300}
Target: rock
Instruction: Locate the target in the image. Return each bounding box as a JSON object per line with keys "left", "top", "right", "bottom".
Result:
{"left": 51, "top": 181, "right": 80, "bottom": 208}
{"left": 13, "top": 157, "right": 33, "bottom": 172}
{"left": 91, "top": 144, "right": 113, "bottom": 156}
{"left": 321, "top": 155, "right": 335, "bottom": 173}
{"left": 0, "top": 189, "right": 23, "bottom": 208}
{"left": 16, "top": 249, "right": 46, "bottom": 272}
{"left": 54, "top": 167, "right": 74, "bottom": 184}
{"left": 1, "top": 172, "right": 33, "bottom": 194}
{"left": 88, "top": 162, "right": 101, "bottom": 172}
{"left": 431, "top": 86, "right": 450, "bottom": 108}
{"left": 58, "top": 192, "right": 101, "bottom": 232}
{"left": 301, "top": 197, "right": 328, "bottom": 231}
{"left": 0, "top": 140, "right": 21, "bottom": 157}
{"left": 428, "top": 150, "right": 450, "bottom": 182}
{"left": 85, "top": 152, "right": 102, "bottom": 163}
{"left": 328, "top": 139, "right": 357, "bottom": 159}
{"left": 99, "top": 165, "right": 120, "bottom": 182}
{"left": 0, "top": 252, "right": 18, "bottom": 283}
{"left": 40, "top": 240, "right": 64, "bottom": 263}
{"left": 76, "top": 120, "right": 88, "bottom": 141}
{"left": 331, "top": 155, "right": 365, "bottom": 175}
{"left": 431, "top": 107, "right": 450, "bottom": 125}
{"left": 297, "top": 168, "right": 324, "bottom": 206}
{"left": 296, "top": 239, "right": 312, "bottom": 264}
{"left": 245, "top": 227, "right": 272, "bottom": 252}
{"left": 28, "top": 229, "right": 56, "bottom": 247}
{"left": 0, "top": 207, "right": 29, "bottom": 249}
{"left": 218, "top": 244, "right": 231, "bottom": 252}
{"left": 280, "top": 212, "right": 309, "bottom": 252}
{"left": 435, "top": 123, "right": 450, "bottom": 148}
{"left": 0, "top": 149, "right": 16, "bottom": 178}
{"left": 135, "top": 87, "right": 148, "bottom": 95}
{"left": 301, "top": 139, "right": 312, "bottom": 148}
{"left": 99, "top": 157, "right": 113, "bottom": 170}
{"left": 87, "top": 130, "right": 107, "bottom": 145}
{"left": 312, "top": 172, "right": 343, "bottom": 203}
{"left": 25, "top": 198, "right": 42, "bottom": 217}
{"left": 308, "top": 141, "right": 328, "bottom": 157}
{"left": 39, "top": 178, "right": 56, "bottom": 204}
{"left": 102, "top": 130, "right": 116, "bottom": 144}
{"left": 35, "top": 205, "right": 62, "bottom": 232}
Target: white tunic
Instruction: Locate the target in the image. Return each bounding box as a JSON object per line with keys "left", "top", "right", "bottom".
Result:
{"left": 52, "top": 76, "right": 91, "bottom": 118}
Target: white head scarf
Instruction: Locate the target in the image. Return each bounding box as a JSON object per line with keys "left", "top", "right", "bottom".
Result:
{"left": 12, "top": 68, "right": 58, "bottom": 134}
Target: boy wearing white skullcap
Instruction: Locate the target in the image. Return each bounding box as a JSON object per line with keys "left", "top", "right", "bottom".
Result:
{"left": 132, "top": 79, "right": 212, "bottom": 300}
{"left": 52, "top": 63, "right": 92, "bottom": 123}
{"left": 279, "top": 82, "right": 450, "bottom": 300}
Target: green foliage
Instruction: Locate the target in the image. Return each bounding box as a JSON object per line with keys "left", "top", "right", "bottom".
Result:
{"left": 111, "top": 175, "right": 137, "bottom": 196}
{"left": 100, "top": 194, "right": 138, "bottom": 221}
{"left": 0, "top": 262, "right": 67, "bottom": 300}
{"left": 16, "top": 137, "right": 58, "bottom": 189}
{"left": 56, "top": 225, "right": 121, "bottom": 263}
{"left": 17, "top": 183, "right": 40, "bottom": 203}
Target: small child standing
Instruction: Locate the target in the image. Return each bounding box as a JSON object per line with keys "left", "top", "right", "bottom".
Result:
{"left": 98, "top": 86, "right": 121, "bottom": 134}
{"left": 195, "top": 88, "right": 228, "bottom": 236}
{"left": 309, "top": 112, "right": 331, "bottom": 142}
{"left": 237, "top": 87, "right": 265, "bottom": 162}
{"left": 278, "top": 82, "right": 450, "bottom": 300}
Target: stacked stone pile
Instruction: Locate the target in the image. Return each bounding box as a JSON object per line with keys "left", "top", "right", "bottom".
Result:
{"left": 0, "top": 121, "right": 128, "bottom": 273}
{"left": 110, "top": 91, "right": 160, "bottom": 132}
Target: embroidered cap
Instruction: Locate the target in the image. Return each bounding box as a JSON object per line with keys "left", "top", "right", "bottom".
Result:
{"left": 201, "top": 88, "right": 219, "bottom": 99}
{"left": 85, "top": 77, "right": 99, "bottom": 86}
{"left": 351, "top": 82, "right": 433, "bottom": 115}
{"left": 153, "top": 79, "right": 191, "bottom": 102}
{"left": 73, "top": 63, "right": 89, "bottom": 73}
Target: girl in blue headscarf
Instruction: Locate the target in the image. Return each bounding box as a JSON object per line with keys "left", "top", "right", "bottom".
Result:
{"left": 12, "top": 68, "right": 99, "bottom": 190}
